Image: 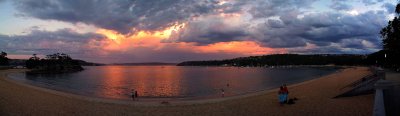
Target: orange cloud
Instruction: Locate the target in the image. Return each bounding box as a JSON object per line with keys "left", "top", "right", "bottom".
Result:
{"left": 194, "top": 41, "right": 286, "bottom": 55}
{"left": 94, "top": 22, "right": 286, "bottom": 56}
{"left": 95, "top": 23, "right": 186, "bottom": 51}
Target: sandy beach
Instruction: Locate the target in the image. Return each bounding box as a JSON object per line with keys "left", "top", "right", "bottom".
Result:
{"left": 0, "top": 67, "right": 373, "bottom": 116}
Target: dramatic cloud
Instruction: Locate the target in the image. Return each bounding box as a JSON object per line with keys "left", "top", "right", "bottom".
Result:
{"left": 248, "top": 0, "right": 316, "bottom": 18}
{"left": 247, "top": 9, "right": 386, "bottom": 51}
{"left": 13, "top": 0, "right": 234, "bottom": 34}
{"left": 166, "top": 15, "right": 252, "bottom": 45}
{"left": 0, "top": 28, "right": 104, "bottom": 55}
{"left": 1, "top": 0, "right": 398, "bottom": 62}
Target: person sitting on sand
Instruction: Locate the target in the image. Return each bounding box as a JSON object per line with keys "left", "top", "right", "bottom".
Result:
{"left": 131, "top": 89, "right": 135, "bottom": 101}
{"left": 278, "top": 86, "right": 285, "bottom": 105}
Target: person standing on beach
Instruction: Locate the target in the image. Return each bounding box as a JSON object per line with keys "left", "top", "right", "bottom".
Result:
{"left": 130, "top": 89, "right": 135, "bottom": 101}
{"left": 134, "top": 90, "right": 138, "bottom": 101}
{"left": 282, "top": 84, "right": 289, "bottom": 103}
{"left": 278, "top": 86, "right": 285, "bottom": 105}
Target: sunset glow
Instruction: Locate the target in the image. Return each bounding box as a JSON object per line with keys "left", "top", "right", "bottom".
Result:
{"left": 93, "top": 21, "right": 282, "bottom": 56}
{"left": 195, "top": 41, "right": 286, "bottom": 55}
{"left": 1, "top": 0, "right": 394, "bottom": 63}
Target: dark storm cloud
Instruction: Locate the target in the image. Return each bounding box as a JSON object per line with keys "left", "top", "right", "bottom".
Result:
{"left": 340, "top": 39, "right": 367, "bottom": 49}
{"left": 266, "top": 19, "right": 285, "bottom": 28}
{"left": 196, "top": 31, "right": 249, "bottom": 44}
{"left": 171, "top": 29, "right": 251, "bottom": 45}
{"left": 249, "top": 0, "right": 316, "bottom": 18}
{"left": 166, "top": 0, "right": 386, "bottom": 54}
{"left": 254, "top": 10, "right": 387, "bottom": 50}
{"left": 165, "top": 15, "right": 252, "bottom": 45}
{"left": 301, "top": 11, "right": 385, "bottom": 42}
{"left": 168, "top": 0, "right": 317, "bottom": 47}
{"left": 13, "top": 0, "right": 232, "bottom": 34}
{"left": 0, "top": 28, "right": 104, "bottom": 55}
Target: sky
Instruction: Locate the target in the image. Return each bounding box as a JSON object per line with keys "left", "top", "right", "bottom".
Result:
{"left": 0, "top": 0, "right": 398, "bottom": 63}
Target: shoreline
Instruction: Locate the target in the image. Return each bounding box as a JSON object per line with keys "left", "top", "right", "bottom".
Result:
{"left": 3, "top": 67, "right": 345, "bottom": 106}
{"left": 0, "top": 67, "right": 374, "bottom": 116}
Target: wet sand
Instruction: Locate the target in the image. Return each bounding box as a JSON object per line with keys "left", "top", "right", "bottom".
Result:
{"left": 0, "top": 67, "right": 373, "bottom": 116}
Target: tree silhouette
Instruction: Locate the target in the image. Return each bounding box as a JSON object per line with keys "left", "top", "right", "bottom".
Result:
{"left": 380, "top": 2, "right": 400, "bottom": 68}
{"left": 26, "top": 53, "right": 83, "bottom": 73}
{"left": 177, "top": 54, "right": 371, "bottom": 67}
{"left": 26, "top": 54, "right": 41, "bottom": 69}
{"left": 0, "top": 51, "right": 9, "bottom": 66}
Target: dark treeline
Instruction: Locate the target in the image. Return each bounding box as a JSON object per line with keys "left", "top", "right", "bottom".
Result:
{"left": 0, "top": 51, "right": 9, "bottom": 66}
{"left": 26, "top": 53, "right": 84, "bottom": 74}
{"left": 177, "top": 53, "right": 384, "bottom": 67}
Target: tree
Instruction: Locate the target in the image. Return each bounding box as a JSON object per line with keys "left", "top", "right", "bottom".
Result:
{"left": 380, "top": 2, "right": 400, "bottom": 68}
{"left": 26, "top": 53, "right": 83, "bottom": 73}
{"left": 26, "top": 54, "right": 41, "bottom": 69}
{"left": 0, "top": 51, "right": 9, "bottom": 66}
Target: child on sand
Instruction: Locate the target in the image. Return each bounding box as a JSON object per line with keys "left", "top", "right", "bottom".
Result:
{"left": 278, "top": 86, "right": 285, "bottom": 105}
{"left": 282, "top": 84, "right": 289, "bottom": 102}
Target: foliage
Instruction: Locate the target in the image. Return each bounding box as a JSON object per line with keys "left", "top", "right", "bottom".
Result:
{"left": 26, "top": 53, "right": 83, "bottom": 73}
{"left": 379, "top": 2, "right": 400, "bottom": 68}
{"left": 177, "top": 54, "right": 371, "bottom": 67}
{"left": 0, "top": 51, "right": 9, "bottom": 66}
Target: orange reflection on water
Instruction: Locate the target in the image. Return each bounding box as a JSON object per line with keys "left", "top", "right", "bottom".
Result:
{"left": 131, "top": 66, "right": 184, "bottom": 97}
{"left": 95, "top": 66, "right": 128, "bottom": 99}
{"left": 96, "top": 66, "right": 184, "bottom": 99}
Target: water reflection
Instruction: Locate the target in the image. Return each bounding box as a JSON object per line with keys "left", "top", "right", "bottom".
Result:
{"left": 96, "top": 66, "right": 128, "bottom": 99}
{"left": 96, "top": 66, "right": 185, "bottom": 99}
{"left": 8, "top": 66, "right": 340, "bottom": 100}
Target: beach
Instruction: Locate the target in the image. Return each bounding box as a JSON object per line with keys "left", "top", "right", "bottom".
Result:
{"left": 0, "top": 67, "right": 373, "bottom": 116}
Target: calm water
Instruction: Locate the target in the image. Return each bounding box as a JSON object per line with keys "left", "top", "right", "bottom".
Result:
{"left": 8, "top": 66, "right": 339, "bottom": 100}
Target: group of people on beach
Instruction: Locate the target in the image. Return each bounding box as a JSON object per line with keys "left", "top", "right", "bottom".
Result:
{"left": 278, "top": 84, "right": 289, "bottom": 105}
{"left": 130, "top": 89, "right": 138, "bottom": 101}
